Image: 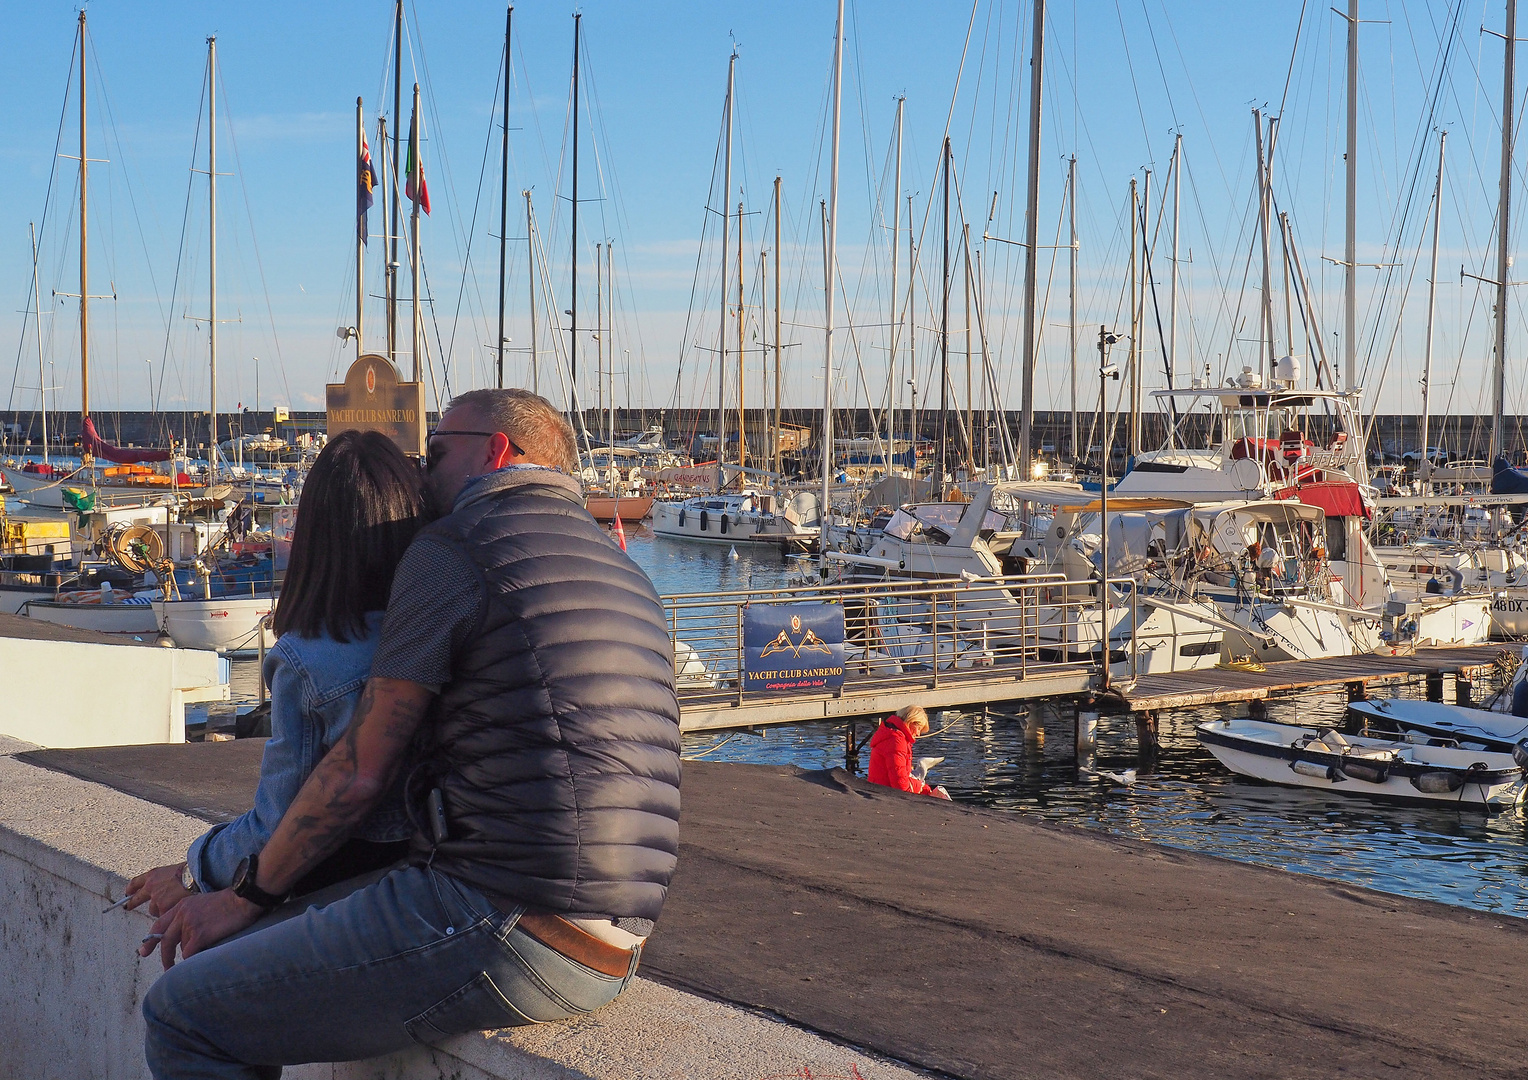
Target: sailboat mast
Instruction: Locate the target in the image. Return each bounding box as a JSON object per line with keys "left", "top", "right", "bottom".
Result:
{"left": 77, "top": 11, "right": 93, "bottom": 426}
{"left": 608, "top": 242, "right": 616, "bottom": 451}
{"left": 1127, "top": 177, "right": 1137, "bottom": 461}
{"left": 737, "top": 201, "right": 746, "bottom": 469}
{"left": 774, "top": 175, "right": 783, "bottom": 478}
{"left": 209, "top": 36, "right": 219, "bottom": 461}
{"left": 1422, "top": 130, "right": 1445, "bottom": 491}
{"left": 1018, "top": 0, "right": 1045, "bottom": 476}
{"left": 1493, "top": 0, "right": 1516, "bottom": 464}
{"left": 822, "top": 0, "right": 843, "bottom": 541}
{"left": 356, "top": 97, "right": 365, "bottom": 360}
{"left": 1068, "top": 155, "right": 1078, "bottom": 462}
{"left": 939, "top": 137, "right": 950, "bottom": 488}
{"left": 889, "top": 100, "right": 903, "bottom": 471}
{"left": 1169, "top": 134, "right": 1181, "bottom": 391}
{"left": 389, "top": 0, "right": 402, "bottom": 368}
{"left": 410, "top": 84, "right": 423, "bottom": 382}
{"left": 571, "top": 13, "right": 583, "bottom": 431}
{"left": 1344, "top": 0, "right": 1358, "bottom": 392}
{"left": 592, "top": 244, "right": 598, "bottom": 427}
{"left": 718, "top": 51, "right": 735, "bottom": 486}
{"left": 497, "top": 4, "right": 513, "bottom": 388}
{"left": 30, "top": 223, "right": 50, "bottom": 466}
{"left": 908, "top": 193, "right": 916, "bottom": 466}
{"left": 964, "top": 223, "right": 973, "bottom": 475}
{"left": 526, "top": 190, "right": 537, "bottom": 393}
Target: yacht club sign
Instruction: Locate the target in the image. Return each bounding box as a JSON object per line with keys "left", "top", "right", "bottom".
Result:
{"left": 742, "top": 602, "right": 846, "bottom": 694}
{"left": 326, "top": 354, "right": 425, "bottom": 456}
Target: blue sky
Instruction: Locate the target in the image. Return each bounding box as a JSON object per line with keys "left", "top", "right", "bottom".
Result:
{"left": 1, "top": 1, "right": 1522, "bottom": 443}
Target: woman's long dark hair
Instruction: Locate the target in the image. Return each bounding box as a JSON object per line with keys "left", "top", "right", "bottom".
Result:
{"left": 273, "top": 430, "right": 426, "bottom": 641}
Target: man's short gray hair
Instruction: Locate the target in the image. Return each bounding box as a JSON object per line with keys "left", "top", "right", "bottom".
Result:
{"left": 448, "top": 388, "right": 578, "bottom": 473}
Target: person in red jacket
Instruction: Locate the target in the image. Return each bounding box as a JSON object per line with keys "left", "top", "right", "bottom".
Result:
{"left": 867, "top": 707, "right": 949, "bottom": 798}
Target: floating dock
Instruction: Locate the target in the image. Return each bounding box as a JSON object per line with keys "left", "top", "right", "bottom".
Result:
{"left": 1114, "top": 643, "right": 1514, "bottom": 713}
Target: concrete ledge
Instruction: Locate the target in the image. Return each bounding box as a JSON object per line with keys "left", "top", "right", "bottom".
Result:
{"left": 0, "top": 736, "right": 923, "bottom": 1080}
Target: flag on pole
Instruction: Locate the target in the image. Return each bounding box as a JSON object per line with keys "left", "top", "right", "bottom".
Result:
{"left": 405, "top": 106, "right": 430, "bottom": 215}
{"left": 612, "top": 510, "right": 627, "bottom": 551}
{"left": 357, "top": 135, "right": 376, "bottom": 243}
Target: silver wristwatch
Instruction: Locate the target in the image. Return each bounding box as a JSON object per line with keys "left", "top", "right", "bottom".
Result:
{"left": 180, "top": 862, "right": 200, "bottom": 894}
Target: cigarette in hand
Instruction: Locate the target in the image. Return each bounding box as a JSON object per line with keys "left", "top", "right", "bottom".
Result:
{"left": 102, "top": 896, "right": 131, "bottom": 914}
{"left": 141, "top": 933, "right": 165, "bottom": 945}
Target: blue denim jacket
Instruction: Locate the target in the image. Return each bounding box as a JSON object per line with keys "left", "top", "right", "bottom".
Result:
{"left": 185, "top": 611, "right": 412, "bottom": 891}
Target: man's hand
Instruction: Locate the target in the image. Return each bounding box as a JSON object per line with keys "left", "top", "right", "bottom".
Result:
{"left": 138, "top": 889, "right": 263, "bottom": 970}
{"left": 124, "top": 863, "right": 194, "bottom": 918}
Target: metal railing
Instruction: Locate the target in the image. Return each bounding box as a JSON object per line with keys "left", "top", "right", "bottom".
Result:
{"left": 666, "top": 572, "right": 1131, "bottom": 707}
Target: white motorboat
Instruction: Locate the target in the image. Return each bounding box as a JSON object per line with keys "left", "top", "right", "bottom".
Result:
{"left": 652, "top": 489, "right": 819, "bottom": 549}
{"left": 1196, "top": 718, "right": 1523, "bottom": 809}
{"left": 1348, "top": 697, "right": 1528, "bottom": 754}
{"left": 24, "top": 593, "right": 161, "bottom": 637}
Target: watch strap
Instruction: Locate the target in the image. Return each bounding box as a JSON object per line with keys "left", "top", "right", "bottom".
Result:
{"left": 232, "top": 854, "right": 285, "bottom": 910}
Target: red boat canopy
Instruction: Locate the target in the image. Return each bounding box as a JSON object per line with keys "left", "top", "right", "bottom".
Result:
{"left": 81, "top": 416, "right": 172, "bottom": 464}
{"left": 1277, "top": 479, "right": 1371, "bottom": 520}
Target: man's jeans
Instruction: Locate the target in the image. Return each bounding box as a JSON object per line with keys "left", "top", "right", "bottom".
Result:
{"left": 143, "top": 866, "right": 638, "bottom": 1080}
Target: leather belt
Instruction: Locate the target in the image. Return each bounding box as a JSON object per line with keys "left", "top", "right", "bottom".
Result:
{"left": 516, "top": 911, "right": 639, "bottom": 979}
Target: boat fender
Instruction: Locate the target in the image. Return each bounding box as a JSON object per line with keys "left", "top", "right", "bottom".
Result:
{"left": 1290, "top": 759, "right": 1338, "bottom": 781}
{"left": 678, "top": 509, "right": 686, "bottom": 527}
{"left": 1336, "top": 758, "right": 1389, "bottom": 784}
{"left": 700, "top": 510, "right": 709, "bottom": 531}
{"left": 1409, "top": 770, "right": 1465, "bottom": 795}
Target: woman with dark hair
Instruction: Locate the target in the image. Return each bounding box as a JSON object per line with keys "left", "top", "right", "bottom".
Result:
{"left": 124, "top": 430, "right": 427, "bottom": 916}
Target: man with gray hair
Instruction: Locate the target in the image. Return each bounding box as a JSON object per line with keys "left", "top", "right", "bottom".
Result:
{"left": 140, "top": 388, "right": 681, "bottom": 1077}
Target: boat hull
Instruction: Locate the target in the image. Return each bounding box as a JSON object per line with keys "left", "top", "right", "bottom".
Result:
{"left": 1197, "top": 719, "right": 1521, "bottom": 808}
{"left": 584, "top": 495, "right": 654, "bottom": 522}
{"left": 157, "top": 594, "right": 275, "bottom": 654}
{"left": 1349, "top": 698, "right": 1528, "bottom": 753}
{"left": 24, "top": 597, "right": 161, "bottom": 636}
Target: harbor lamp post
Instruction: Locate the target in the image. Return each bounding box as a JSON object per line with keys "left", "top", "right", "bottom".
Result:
{"left": 1097, "top": 326, "right": 1121, "bottom": 691}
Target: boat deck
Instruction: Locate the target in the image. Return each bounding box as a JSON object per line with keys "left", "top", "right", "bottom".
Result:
{"left": 1116, "top": 643, "right": 1514, "bottom": 712}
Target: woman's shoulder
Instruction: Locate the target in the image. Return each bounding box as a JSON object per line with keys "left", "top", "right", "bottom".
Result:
{"left": 272, "top": 612, "right": 386, "bottom": 694}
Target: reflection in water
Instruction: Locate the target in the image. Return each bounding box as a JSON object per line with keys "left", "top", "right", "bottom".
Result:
{"left": 226, "top": 530, "right": 1528, "bottom": 917}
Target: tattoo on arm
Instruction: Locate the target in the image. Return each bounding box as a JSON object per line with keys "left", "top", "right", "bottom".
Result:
{"left": 256, "top": 678, "right": 433, "bottom": 894}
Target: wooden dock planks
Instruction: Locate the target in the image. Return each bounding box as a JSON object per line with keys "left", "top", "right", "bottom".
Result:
{"left": 1117, "top": 643, "right": 1514, "bottom": 712}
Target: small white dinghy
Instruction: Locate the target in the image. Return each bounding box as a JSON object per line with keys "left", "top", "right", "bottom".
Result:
{"left": 1196, "top": 718, "right": 1524, "bottom": 810}
{"left": 1348, "top": 698, "right": 1528, "bottom": 754}
{"left": 1347, "top": 646, "right": 1528, "bottom": 753}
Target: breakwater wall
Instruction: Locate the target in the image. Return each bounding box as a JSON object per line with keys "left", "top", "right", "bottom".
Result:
{"left": 3, "top": 408, "right": 1525, "bottom": 464}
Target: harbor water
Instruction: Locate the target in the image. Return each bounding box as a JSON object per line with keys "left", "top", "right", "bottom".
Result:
{"left": 218, "top": 526, "right": 1528, "bottom": 919}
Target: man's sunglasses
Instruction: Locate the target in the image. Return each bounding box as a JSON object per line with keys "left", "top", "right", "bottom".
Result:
{"left": 424, "top": 429, "right": 525, "bottom": 472}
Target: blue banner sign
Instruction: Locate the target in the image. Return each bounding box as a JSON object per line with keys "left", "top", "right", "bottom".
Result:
{"left": 743, "top": 602, "right": 847, "bottom": 694}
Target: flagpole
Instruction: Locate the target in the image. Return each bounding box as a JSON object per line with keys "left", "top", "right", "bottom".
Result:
{"left": 410, "top": 82, "right": 422, "bottom": 384}
{"left": 356, "top": 96, "right": 365, "bottom": 361}
{"left": 389, "top": 0, "right": 402, "bottom": 370}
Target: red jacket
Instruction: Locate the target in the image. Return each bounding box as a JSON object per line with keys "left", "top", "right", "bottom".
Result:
{"left": 867, "top": 715, "right": 933, "bottom": 795}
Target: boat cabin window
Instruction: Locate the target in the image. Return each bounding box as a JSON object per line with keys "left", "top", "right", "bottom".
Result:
{"left": 978, "top": 509, "right": 1007, "bottom": 540}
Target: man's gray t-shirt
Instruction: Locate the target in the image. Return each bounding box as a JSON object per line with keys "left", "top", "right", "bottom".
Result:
{"left": 370, "top": 534, "right": 482, "bottom": 692}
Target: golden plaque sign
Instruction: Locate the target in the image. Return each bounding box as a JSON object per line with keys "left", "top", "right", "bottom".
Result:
{"left": 326, "top": 354, "right": 425, "bottom": 456}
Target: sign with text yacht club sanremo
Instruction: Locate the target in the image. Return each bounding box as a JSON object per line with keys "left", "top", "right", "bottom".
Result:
{"left": 742, "top": 603, "right": 846, "bottom": 694}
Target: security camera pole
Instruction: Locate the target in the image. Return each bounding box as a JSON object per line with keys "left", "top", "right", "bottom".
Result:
{"left": 1097, "top": 325, "right": 1121, "bottom": 691}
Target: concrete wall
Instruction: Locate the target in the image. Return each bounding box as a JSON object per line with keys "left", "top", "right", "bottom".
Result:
{"left": 0, "top": 737, "right": 920, "bottom": 1080}
{"left": 0, "top": 639, "right": 225, "bottom": 748}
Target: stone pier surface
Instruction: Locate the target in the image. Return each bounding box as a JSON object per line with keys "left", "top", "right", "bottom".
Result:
{"left": 4, "top": 738, "right": 1528, "bottom": 1080}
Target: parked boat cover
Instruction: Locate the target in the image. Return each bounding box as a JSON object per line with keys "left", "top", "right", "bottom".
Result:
{"left": 1491, "top": 456, "right": 1528, "bottom": 495}
{"left": 82, "top": 416, "right": 171, "bottom": 465}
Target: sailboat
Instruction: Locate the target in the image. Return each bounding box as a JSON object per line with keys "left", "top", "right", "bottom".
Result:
{"left": 3, "top": 13, "right": 212, "bottom": 514}
{"left": 650, "top": 48, "right": 819, "bottom": 548}
{"left": 24, "top": 33, "right": 278, "bottom": 655}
